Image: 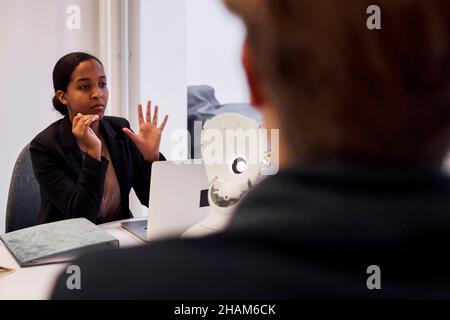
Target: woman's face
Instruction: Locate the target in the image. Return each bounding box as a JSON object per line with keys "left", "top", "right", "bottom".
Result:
{"left": 59, "top": 59, "right": 109, "bottom": 121}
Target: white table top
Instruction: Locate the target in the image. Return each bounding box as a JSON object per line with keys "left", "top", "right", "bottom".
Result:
{"left": 0, "top": 218, "right": 147, "bottom": 300}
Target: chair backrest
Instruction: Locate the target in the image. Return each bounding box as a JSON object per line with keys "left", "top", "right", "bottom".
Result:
{"left": 5, "top": 143, "right": 41, "bottom": 233}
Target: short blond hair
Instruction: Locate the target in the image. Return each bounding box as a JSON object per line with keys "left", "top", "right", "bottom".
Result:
{"left": 225, "top": 0, "right": 450, "bottom": 165}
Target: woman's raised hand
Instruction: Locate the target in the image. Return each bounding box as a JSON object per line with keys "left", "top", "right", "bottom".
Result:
{"left": 122, "top": 101, "right": 169, "bottom": 162}
{"left": 72, "top": 113, "right": 101, "bottom": 161}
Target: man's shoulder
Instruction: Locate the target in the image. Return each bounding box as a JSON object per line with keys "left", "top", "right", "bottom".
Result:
{"left": 51, "top": 234, "right": 272, "bottom": 299}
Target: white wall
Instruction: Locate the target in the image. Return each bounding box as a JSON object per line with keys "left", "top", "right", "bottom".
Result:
{"left": 186, "top": 0, "right": 249, "bottom": 104}
{"left": 128, "top": 0, "right": 188, "bottom": 216}
{"left": 0, "top": 0, "right": 100, "bottom": 233}
{"left": 137, "top": 0, "right": 187, "bottom": 159}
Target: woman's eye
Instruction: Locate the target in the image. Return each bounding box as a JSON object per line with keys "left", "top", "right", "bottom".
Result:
{"left": 79, "top": 85, "right": 90, "bottom": 90}
{"left": 99, "top": 82, "right": 107, "bottom": 88}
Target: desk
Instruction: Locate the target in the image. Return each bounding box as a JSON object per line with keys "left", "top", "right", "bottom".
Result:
{"left": 0, "top": 218, "right": 146, "bottom": 300}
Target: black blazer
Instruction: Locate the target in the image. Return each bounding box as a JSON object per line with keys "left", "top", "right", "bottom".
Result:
{"left": 30, "top": 115, "right": 164, "bottom": 225}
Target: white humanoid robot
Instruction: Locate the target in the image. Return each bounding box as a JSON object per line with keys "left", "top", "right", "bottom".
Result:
{"left": 182, "top": 113, "right": 273, "bottom": 238}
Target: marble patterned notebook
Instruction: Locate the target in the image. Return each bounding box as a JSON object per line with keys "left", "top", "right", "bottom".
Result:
{"left": 0, "top": 218, "right": 119, "bottom": 267}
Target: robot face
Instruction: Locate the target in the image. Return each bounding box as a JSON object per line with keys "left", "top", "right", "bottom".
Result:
{"left": 232, "top": 157, "right": 248, "bottom": 174}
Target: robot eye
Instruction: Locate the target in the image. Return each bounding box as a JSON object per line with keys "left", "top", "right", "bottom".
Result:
{"left": 232, "top": 157, "right": 248, "bottom": 174}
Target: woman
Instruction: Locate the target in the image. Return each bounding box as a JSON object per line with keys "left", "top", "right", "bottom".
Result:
{"left": 30, "top": 52, "right": 169, "bottom": 224}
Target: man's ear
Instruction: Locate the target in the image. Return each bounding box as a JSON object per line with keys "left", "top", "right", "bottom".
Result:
{"left": 56, "top": 90, "right": 68, "bottom": 106}
{"left": 242, "top": 40, "right": 265, "bottom": 108}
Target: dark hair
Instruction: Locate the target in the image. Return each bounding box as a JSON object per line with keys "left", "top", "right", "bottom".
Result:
{"left": 52, "top": 52, "right": 104, "bottom": 115}
{"left": 225, "top": 0, "right": 450, "bottom": 165}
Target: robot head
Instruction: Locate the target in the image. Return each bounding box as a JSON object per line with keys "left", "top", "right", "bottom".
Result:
{"left": 201, "top": 113, "right": 268, "bottom": 206}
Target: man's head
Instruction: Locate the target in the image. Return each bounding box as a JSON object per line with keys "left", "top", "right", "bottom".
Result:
{"left": 225, "top": 0, "right": 450, "bottom": 166}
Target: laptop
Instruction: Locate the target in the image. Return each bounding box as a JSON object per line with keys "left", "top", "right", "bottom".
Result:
{"left": 121, "top": 160, "right": 210, "bottom": 242}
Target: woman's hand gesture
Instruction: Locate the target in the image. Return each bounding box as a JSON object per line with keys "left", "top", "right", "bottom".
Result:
{"left": 72, "top": 113, "right": 101, "bottom": 161}
{"left": 123, "top": 101, "right": 169, "bottom": 162}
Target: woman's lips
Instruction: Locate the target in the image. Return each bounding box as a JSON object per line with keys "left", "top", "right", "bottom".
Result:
{"left": 91, "top": 105, "right": 105, "bottom": 112}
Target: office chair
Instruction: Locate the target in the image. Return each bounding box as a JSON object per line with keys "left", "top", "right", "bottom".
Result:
{"left": 5, "top": 143, "right": 41, "bottom": 233}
